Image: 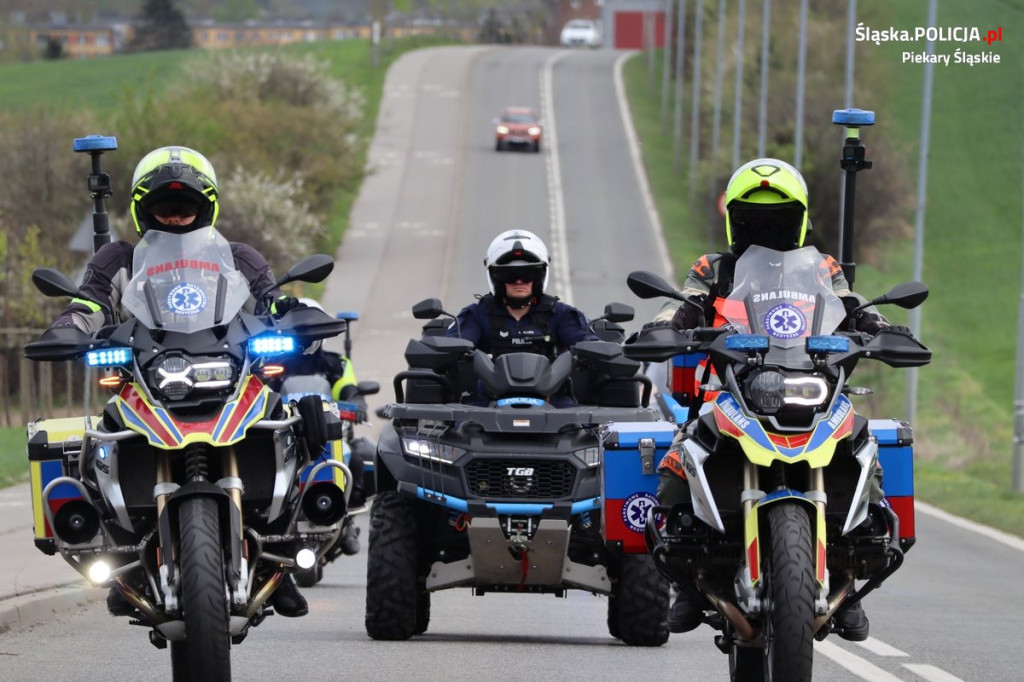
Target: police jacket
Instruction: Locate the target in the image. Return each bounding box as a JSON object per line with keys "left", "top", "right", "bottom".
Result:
{"left": 450, "top": 293, "right": 595, "bottom": 360}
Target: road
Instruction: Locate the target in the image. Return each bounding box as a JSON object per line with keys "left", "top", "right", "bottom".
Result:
{"left": 1, "top": 45, "right": 1020, "bottom": 682}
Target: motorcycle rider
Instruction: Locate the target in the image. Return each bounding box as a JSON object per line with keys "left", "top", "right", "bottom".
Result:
{"left": 448, "top": 229, "right": 596, "bottom": 406}
{"left": 45, "top": 145, "right": 310, "bottom": 618}
{"left": 646, "top": 158, "right": 904, "bottom": 641}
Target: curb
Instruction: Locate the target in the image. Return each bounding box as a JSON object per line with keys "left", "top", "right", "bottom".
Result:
{"left": 0, "top": 585, "right": 106, "bottom": 634}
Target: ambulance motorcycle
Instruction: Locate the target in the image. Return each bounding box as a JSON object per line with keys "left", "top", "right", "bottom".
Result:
{"left": 24, "top": 229, "right": 350, "bottom": 682}
{"left": 623, "top": 245, "right": 931, "bottom": 681}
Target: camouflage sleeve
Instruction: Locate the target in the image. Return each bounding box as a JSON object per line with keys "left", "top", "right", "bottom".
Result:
{"left": 651, "top": 254, "right": 717, "bottom": 323}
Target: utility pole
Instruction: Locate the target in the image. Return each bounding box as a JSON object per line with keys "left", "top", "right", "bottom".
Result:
{"left": 756, "top": 0, "right": 770, "bottom": 157}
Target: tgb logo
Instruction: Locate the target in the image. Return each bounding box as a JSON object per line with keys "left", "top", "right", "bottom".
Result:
{"left": 507, "top": 467, "right": 534, "bottom": 476}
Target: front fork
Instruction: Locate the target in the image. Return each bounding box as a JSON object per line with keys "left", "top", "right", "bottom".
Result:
{"left": 734, "top": 464, "right": 831, "bottom": 617}
{"left": 153, "top": 446, "right": 248, "bottom": 613}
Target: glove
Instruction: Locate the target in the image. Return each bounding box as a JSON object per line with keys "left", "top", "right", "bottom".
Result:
{"left": 854, "top": 311, "right": 888, "bottom": 335}
{"left": 271, "top": 296, "right": 302, "bottom": 317}
{"left": 886, "top": 325, "right": 912, "bottom": 335}
{"left": 641, "top": 320, "right": 674, "bottom": 331}
{"left": 670, "top": 298, "right": 706, "bottom": 330}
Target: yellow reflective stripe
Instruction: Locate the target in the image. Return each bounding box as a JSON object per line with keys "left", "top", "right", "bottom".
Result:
{"left": 71, "top": 298, "right": 102, "bottom": 313}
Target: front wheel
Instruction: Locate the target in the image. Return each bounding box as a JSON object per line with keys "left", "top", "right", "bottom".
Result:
{"left": 608, "top": 554, "right": 669, "bottom": 646}
{"left": 170, "top": 496, "right": 231, "bottom": 682}
{"left": 365, "top": 491, "right": 420, "bottom": 640}
{"left": 763, "top": 503, "right": 816, "bottom": 681}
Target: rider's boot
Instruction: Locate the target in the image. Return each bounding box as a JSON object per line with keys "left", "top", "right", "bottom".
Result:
{"left": 106, "top": 586, "right": 134, "bottom": 616}
{"left": 668, "top": 587, "right": 703, "bottom": 633}
{"left": 270, "top": 574, "right": 308, "bottom": 617}
{"left": 340, "top": 516, "right": 361, "bottom": 556}
{"left": 834, "top": 600, "right": 870, "bottom": 641}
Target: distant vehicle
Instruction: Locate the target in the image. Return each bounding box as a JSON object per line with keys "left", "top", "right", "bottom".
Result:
{"left": 560, "top": 19, "right": 602, "bottom": 48}
{"left": 493, "top": 107, "right": 543, "bottom": 153}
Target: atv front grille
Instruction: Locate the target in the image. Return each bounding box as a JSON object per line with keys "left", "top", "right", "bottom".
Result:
{"left": 464, "top": 458, "right": 576, "bottom": 500}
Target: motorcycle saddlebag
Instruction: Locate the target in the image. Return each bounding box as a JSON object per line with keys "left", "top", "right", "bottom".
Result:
{"left": 26, "top": 416, "right": 98, "bottom": 554}
{"left": 869, "top": 418, "right": 915, "bottom": 550}
{"left": 600, "top": 420, "right": 678, "bottom": 553}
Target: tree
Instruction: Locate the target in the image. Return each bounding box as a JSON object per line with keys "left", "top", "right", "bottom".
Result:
{"left": 127, "top": 0, "right": 194, "bottom": 52}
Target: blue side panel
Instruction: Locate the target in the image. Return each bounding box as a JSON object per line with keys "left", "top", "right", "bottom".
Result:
{"left": 673, "top": 353, "right": 705, "bottom": 368}
{"left": 870, "top": 419, "right": 914, "bottom": 497}
{"left": 602, "top": 421, "right": 677, "bottom": 499}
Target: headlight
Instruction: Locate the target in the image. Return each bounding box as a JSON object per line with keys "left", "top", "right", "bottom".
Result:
{"left": 573, "top": 447, "right": 600, "bottom": 467}
{"left": 150, "top": 355, "right": 236, "bottom": 401}
{"left": 527, "top": 126, "right": 541, "bottom": 136}
{"left": 746, "top": 370, "right": 830, "bottom": 412}
{"left": 496, "top": 125, "right": 510, "bottom": 134}
{"left": 401, "top": 438, "right": 466, "bottom": 464}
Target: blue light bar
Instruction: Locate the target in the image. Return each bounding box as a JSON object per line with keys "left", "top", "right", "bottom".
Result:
{"left": 73, "top": 135, "right": 118, "bottom": 152}
{"left": 85, "top": 347, "right": 132, "bottom": 367}
{"left": 248, "top": 335, "right": 297, "bottom": 356}
{"left": 335, "top": 311, "right": 360, "bottom": 321}
{"left": 725, "top": 334, "right": 769, "bottom": 351}
{"left": 831, "top": 108, "right": 876, "bottom": 127}
{"left": 806, "top": 335, "right": 850, "bottom": 354}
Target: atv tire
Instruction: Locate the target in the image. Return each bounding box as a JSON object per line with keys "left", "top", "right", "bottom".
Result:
{"left": 608, "top": 553, "right": 670, "bottom": 646}
{"left": 365, "top": 491, "right": 420, "bottom": 640}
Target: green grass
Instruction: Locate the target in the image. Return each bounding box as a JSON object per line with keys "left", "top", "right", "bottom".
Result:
{"left": 624, "top": 1, "right": 1024, "bottom": 537}
{"left": 0, "top": 426, "right": 28, "bottom": 488}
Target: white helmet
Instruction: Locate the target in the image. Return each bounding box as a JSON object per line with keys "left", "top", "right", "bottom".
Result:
{"left": 483, "top": 229, "right": 550, "bottom": 298}
{"left": 298, "top": 298, "right": 326, "bottom": 354}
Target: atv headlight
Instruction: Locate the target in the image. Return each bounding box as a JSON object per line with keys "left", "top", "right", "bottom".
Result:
{"left": 746, "top": 370, "right": 829, "bottom": 412}
{"left": 573, "top": 446, "right": 600, "bottom": 467}
{"left": 527, "top": 126, "right": 541, "bottom": 136}
{"left": 402, "top": 438, "right": 466, "bottom": 464}
{"left": 496, "top": 125, "right": 510, "bottom": 134}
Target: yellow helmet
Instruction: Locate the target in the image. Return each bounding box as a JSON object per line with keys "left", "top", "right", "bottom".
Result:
{"left": 724, "top": 158, "right": 808, "bottom": 253}
{"left": 129, "top": 146, "right": 219, "bottom": 235}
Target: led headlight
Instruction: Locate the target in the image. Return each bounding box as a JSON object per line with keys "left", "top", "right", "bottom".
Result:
{"left": 747, "top": 370, "right": 829, "bottom": 412}
{"left": 496, "top": 125, "right": 510, "bottom": 134}
{"left": 155, "top": 356, "right": 193, "bottom": 399}
{"left": 401, "top": 438, "right": 466, "bottom": 464}
{"left": 191, "top": 361, "right": 234, "bottom": 387}
{"left": 527, "top": 126, "right": 541, "bottom": 136}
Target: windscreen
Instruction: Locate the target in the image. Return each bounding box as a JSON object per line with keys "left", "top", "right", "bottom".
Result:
{"left": 122, "top": 228, "right": 251, "bottom": 333}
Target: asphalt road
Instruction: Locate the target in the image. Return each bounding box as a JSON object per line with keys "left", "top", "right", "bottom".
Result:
{"left": 2, "top": 45, "right": 1022, "bottom": 682}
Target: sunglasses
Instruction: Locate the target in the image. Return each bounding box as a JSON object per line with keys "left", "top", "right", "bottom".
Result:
{"left": 150, "top": 201, "right": 201, "bottom": 219}
{"left": 493, "top": 265, "right": 545, "bottom": 285}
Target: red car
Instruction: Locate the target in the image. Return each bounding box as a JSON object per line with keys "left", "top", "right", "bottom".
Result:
{"left": 494, "top": 107, "right": 542, "bottom": 152}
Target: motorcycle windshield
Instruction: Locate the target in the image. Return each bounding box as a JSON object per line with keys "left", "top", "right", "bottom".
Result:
{"left": 122, "top": 228, "right": 251, "bottom": 333}
{"left": 724, "top": 246, "right": 847, "bottom": 367}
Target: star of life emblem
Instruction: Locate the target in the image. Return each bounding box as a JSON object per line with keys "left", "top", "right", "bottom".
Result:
{"left": 622, "top": 492, "right": 659, "bottom": 533}
{"left": 763, "top": 303, "right": 807, "bottom": 340}
{"left": 167, "top": 282, "right": 207, "bottom": 316}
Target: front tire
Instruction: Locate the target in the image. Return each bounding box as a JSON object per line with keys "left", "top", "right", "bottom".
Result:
{"left": 608, "top": 554, "right": 670, "bottom": 646}
{"left": 170, "top": 497, "right": 230, "bottom": 682}
{"left": 365, "top": 491, "right": 420, "bottom": 640}
{"left": 763, "top": 503, "right": 816, "bottom": 681}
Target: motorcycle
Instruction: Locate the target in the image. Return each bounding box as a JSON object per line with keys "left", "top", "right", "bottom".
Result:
{"left": 25, "top": 227, "right": 351, "bottom": 682}
{"left": 364, "top": 297, "right": 676, "bottom": 645}
{"left": 623, "top": 245, "right": 931, "bottom": 680}
{"left": 276, "top": 313, "right": 381, "bottom": 586}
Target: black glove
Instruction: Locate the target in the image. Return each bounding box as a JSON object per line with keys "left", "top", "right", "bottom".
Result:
{"left": 271, "top": 296, "right": 302, "bottom": 317}
{"left": 854, "top": 311, "right": 888, "bottom": 335}
{"left": 886, "top": 325, "right": 912, "bottom": 335}
{"left": 641, "top": 320, "right": 674, "bottom": 331}
{"left": 670, "top": 299, "right": 706, "bottom": 330}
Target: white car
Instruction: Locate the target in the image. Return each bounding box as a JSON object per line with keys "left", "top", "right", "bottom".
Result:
{"left": 560, "top": 19, "right": 602, "bottom": 48}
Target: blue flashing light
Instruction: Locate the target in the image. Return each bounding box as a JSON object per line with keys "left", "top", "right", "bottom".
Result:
{"left": 73, "top": 135, "right": 118, "bottom": 152}
{"left": 248, "top": 335, "right": 297, "bottom": 356}
{"left": 335, "top": 311, "right": 360, "bottom": 321}
{"left": 831, "top": 108, "right": 876, "bottom": 127}
{"left": 725, "top": 334, "right": 770, "bottom": 351}
{"left": 85, "top": 347, "right": 132, "bottom": 367}
{"left": 807, "top": 335, "right": 850, "bottom": 354}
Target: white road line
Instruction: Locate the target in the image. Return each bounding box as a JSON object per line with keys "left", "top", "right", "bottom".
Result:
{"left": 857, "top": 637, "right": 909, "bottom": 657}
{"left": 542, "top": 50, "right": 573, "bottom": 305}
{"left": 612, "top": 50, "right": 676, "bottom": 283}
{"left": 915, "top": 500, "right": 1024, "bottom": 552}
{"left": 901, "top": 664, "right": 966, "bottom": 682}
{"left": 816, "top": 640, "right": 906, "bottom": 681}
